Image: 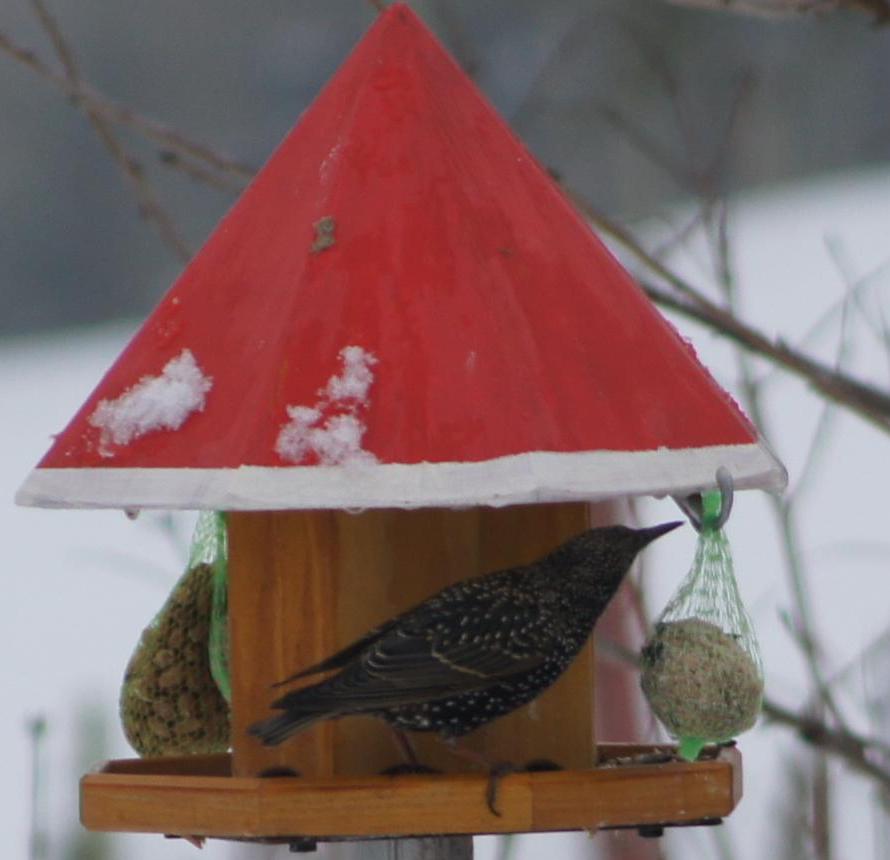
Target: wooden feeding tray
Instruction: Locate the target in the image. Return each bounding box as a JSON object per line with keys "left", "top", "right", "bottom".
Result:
{"left": 81, "top": 743, "right": 741, "bottom": 842}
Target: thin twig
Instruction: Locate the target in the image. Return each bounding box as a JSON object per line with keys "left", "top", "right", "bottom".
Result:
{"left": 567, "top": 192, "right": 713, "bottom": 304}
{"left": 708, "top": 189, "right": 848, "bottom": 738}
{"left": 742, "top": 425, "right": 840, "bottom": 730}
{"left": 559, "top": 183, "right": 890, "bottom": 439}
{"left": 710, "top": 189, "right": 835, "bottom": 860}
{"left": 763, "top": 700, "right": 890, "bottom": 791}
{"left": 508, "top": 11, "right": 593, "bottom": 127}
{"left": 787, "top": 250, "right": 859, "bottom": 506}
{"left": 158, "top": 150, "right": 248, "bottom": 193}
{"left": 30, "top": 0, "right": 78, "bottom": 77}
{"left": 636, "top": 279, "right": 890, "bottom": 435}
{"left": 559, "top": 181, "right": 890, "bottom": 434}
{"left": 825, "top": 236, "right": 890, "bottom": 356}
{"left": 665, "top": 0, "right": 890, "bottom": 25}
{"left": 812, "top": 747, "right": 832, "bottom": 860}
{"left": 28, "top": 0, "right": 192, "bottom": 261}
{"left": 433, "top": 0, "right": 480, "bottom": 78}
{"left": 596, "top": 103, "right": 691, "bottom": 187}
{"left": 789, "top": 392, "right": 838, "bottom": 507}
{"left": 649, "top": 207, "right": 707, "bottom": 261}
{"left": 27, "top": 717, "right": 48, "bottom": 860}
{"left": 755, "top": 247, "right": 890, "bottom": 392}
{"left": 0, "top": 29, "right": 255, "bottom": 184}
{"left": 709, "top": 821, "right": 739, "bottom": 860}
{"left": 700, "top": 72, "right": 755, "bottom": 202}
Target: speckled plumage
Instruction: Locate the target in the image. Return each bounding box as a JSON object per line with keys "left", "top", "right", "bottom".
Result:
{"left": 249, "top": 522, "right": 680, "bottom": 746}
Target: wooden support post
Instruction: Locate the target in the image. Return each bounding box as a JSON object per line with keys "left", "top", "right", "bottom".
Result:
{"left": 228, "top": 504, "right": 595, "bottom": 779}
{"left": 330, "top": 837, "right": 473, "bottom": 860}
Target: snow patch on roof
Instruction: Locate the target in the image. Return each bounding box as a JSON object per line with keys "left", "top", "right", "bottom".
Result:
{"left": 89, "top": 349, "right": 212, "bottom": 457}
{"left": 324, "top": 345, "right": 376, "bottom": 401}
{"left": 276, "top": 346, "right": 378, "bottom": 466}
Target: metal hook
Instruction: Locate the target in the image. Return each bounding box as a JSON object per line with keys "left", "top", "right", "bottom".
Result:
{"left": 713, "top": 466, "right": 734, "bottom": 530}
{"left": 673, "top": 467, "right": 734, "bottom": 532}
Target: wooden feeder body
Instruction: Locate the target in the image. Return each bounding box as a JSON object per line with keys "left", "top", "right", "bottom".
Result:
{"left": 81, "top": 508, "right": 745, "bottom": 841}
{"left": 229, "top": 503, "right": 597, "bottom": 779}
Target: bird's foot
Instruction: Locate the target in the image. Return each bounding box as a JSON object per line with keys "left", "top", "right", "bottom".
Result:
{"left": 258, "top": 766, "right": 302, "bottom": 778}
{"left": 379, "top": 762, "right": 442, "bottom": 776}
{"left": 435, "top": 736, "right": 524, "bottom": 816}
{"left": 485, "top": 761, "right": 518, "bottom": 817}
{"left": 523, "top": 758, "right": 562, "bottom": 772}
{"left": 484, "top": 759, "right": 562, "bottom": 815}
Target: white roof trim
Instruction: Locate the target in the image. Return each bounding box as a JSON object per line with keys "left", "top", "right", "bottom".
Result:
{"left": 16, "top": 443, "right": 786, "bottom": 511}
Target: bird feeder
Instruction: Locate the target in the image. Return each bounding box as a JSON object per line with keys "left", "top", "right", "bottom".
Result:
{"left": 16, "top": 3, "right": 784, "bottom": 848}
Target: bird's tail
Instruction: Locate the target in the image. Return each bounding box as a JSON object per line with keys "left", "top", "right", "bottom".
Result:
{"left": 247, "top": 709, "right": 326, "bottom": 746}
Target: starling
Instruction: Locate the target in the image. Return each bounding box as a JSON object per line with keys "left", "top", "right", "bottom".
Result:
{"left": 249, "top": 522, "right": 681, "bottom": 746}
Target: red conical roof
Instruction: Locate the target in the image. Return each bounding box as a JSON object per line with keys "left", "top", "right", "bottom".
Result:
{"left": 17, "top": 4, "right": 784, "bottom": 511}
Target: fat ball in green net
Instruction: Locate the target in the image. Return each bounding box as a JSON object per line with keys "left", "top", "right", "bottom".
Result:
{"left": 640, "top": 488, "right": 763, "bottom": 761}
{"left": 119, "top": 512, "right": 230, "bottom": 757}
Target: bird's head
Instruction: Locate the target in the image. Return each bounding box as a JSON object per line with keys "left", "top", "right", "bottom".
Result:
{"left": 603, "top": 520, "right": 683, "bottom": 558}
{"left": 552, "top": 521, "right": 683, "bottom": 596}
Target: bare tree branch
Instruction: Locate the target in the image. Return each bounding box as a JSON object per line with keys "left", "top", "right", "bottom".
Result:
{"left": 709, "top": 196, "right": 848, "bottom": 741}
{"left": 666, "top": 0, "right": 890, "bottom": 24}
{"left": 26, "top": 0, "right": 193, "bottom": 261}
{"left": 763, "top": 700, "right": 890, "bottom": 791}
{"left": 554, "top": 181, "right": 890, "bottom": 436}
{"left": 639, "top": 278, "right": 890, "bottom": 435}
{"left": 0, "top": 29, "right": 255, "bottom": 185}
{"left": 786, "top": 246, "right": 859, "bottom": 506}
{"left": 596, "top": 103, "right": 692, "bottom": 187}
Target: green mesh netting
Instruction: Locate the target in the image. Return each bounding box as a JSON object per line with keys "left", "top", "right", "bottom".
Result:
{"left": 119, "top": 512, "right": 230, "bottom": 757}
{"left": 640, "top": 490, "right": 764, "bottom": 761}
{"left": 192, "top": 512, "right": 230, "bottom": 703}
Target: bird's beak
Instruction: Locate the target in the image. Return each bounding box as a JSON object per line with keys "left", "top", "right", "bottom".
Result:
{"left": 637, "top": 520, "right": 683, "bottom": 546}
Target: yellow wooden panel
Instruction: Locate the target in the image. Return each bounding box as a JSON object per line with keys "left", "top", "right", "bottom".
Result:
{"left": 229, "top": 505, "right": 595, "bottom": 778}
{"left": 229, "top": 511, "right": 338, "bottom": 777}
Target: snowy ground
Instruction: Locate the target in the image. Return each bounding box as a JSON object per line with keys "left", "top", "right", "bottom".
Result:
{"left": 2, "top": 164, "right": 889, "bottom": 859}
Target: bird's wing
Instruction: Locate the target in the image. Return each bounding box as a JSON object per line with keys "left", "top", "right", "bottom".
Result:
{"left": 270, "top": 594, "right": 548, "bottom": 713}
{"left": 271, "top": 619, "right": 398, "bottom": 688}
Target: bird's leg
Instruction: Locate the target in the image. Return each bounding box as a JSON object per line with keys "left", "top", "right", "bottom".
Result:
{"left": 379, "top": 728, "right": 441, "bottom": 776}
{"left": 391, "top": 727, "right": 419, "bottom": 766}
{"left": 439, "top": 736, "right": 496, "bottom": 768}
{"left": 439, "top": 737, "right": 516, "bottom": 817}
